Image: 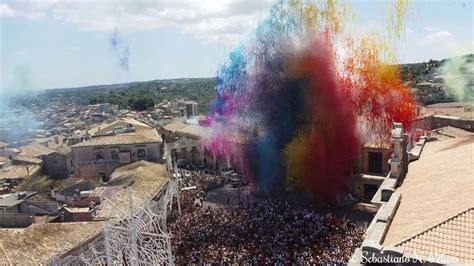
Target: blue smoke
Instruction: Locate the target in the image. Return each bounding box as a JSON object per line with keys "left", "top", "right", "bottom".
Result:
{"left": 110, "top": 28, "right": 130, "bottom": 71}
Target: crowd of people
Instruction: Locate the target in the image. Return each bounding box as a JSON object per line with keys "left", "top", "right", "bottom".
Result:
{"left": 168, "top": 170, "right": 365, "bottom": 264}
{"left": 178, "top": 169, "right": 223, "bottom": 193}
{"left": 176, "top": 163, "right": 220, "bottom": 176}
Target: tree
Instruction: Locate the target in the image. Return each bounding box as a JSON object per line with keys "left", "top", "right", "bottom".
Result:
{"left": 128, "top": 97, "right": 155, "bottom": 111}
{"left": 88, "top": 97, "right": 98, "bottom": 105}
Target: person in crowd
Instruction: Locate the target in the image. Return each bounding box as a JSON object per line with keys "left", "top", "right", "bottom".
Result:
{"left": 168, "top": 168, "right": 365, "bottom": 264}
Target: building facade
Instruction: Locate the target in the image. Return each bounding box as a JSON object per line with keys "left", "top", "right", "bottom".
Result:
{"left": 351, "top": 125, "right": 405, "bottom": 202}
{"left": 72, "top": 135, "right": 161, "bottom": 179}
{"left": 42, "top": 152, "right": 70, "bottom": 179}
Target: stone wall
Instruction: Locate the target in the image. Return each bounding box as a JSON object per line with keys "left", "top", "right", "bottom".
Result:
{"left": 42, "top": 153, "right": 69, "bottom": 179}
{"left": 0, "top": 213, "right": 34, "bottom": 228}
{"left": 411, "top": 115, "right": 474, "bottom": 132}
{"left": 351, "top": 123, "right": 421, "bottom": 263}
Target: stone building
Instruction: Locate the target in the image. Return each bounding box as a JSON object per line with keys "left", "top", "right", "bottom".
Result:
{"left": 41, "top": 151, "right": 70, "bottom": 179}
{"left": 18, "top": 143, "right": 70, "bottom": 179}
{"left": 72, "top": 135, "right": 162, "bottom": 179}
{"left": 70, "top": 117, "right": 163, "bottom": 179}
{"left": 351, "top": 126, "right": 473, "bottom": 264}
{"left": 161, "top": 121, "right": 214, "bottom": 168}
{"left": 168, "top": 100, "right": 199, "bottom": 118}
{"left": 351, "top": 127, "right": 406, "bottom": 202}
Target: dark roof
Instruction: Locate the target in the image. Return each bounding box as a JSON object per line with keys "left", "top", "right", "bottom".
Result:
{"left": 0, "top": 191, "right": 37, "bottom": 207}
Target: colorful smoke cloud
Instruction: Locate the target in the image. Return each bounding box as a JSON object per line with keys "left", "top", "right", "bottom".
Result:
{"left": 202, "top": 0, "right": 415, "bottom": 201}
{"left": 110, "top": 28, "right": 131, "bottom": 71}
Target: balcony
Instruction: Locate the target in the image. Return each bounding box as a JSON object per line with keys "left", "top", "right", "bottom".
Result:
{"left": 76, "top": 159, "right": 120, "bottom": 167}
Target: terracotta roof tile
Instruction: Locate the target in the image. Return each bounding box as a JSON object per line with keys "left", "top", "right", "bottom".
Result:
{"left": 0, "top": 164, "right": 40, "bottom": 180}
{"left": 72, "top": 134, "right": 159, "bottom": 148}
{"left": 88, "top": 118, "right": 162, "bottom": 142}
{"left": 18, "top": 143, "right": 56, "bottom": 157}
{"left": 397, "top": 208, "right": 474, "bottom": 263}
{"left": 13, "top": 155, "right": 42, "bottom": 164}
{"left": 383, "top": 136, "right": 474, "bottom": 246}
{"left": 0, "top": 222, "right": 104, "bottom": 264}
{"left": 94, "top": 161, "right": 169, "bottom": 220}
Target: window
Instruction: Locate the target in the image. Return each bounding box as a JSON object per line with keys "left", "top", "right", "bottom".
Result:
{"left": 111, "top": 150, "right": 119, "bottom": 160}
{"left": 99, "top": 172, "right": 109, "bottom": 183}
{"left": 137, "top": 149, "right": 146, "bottom": 158}
{"left": 368, "top": 152, "right": 383, "bottom": 174}
{"left": 95, "top": 150, "right": 104, "bottom": 160}
{"left": 364, "top": 184, "right": 379, "bottom": 201}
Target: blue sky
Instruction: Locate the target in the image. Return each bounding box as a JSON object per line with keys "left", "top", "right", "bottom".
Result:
{"left": 0, "top": 0, "right": 472, "bottom": 92}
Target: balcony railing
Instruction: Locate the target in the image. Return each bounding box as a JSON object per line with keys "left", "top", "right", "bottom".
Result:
{"left": 76, "top": 159, "right": 120, "bottom": 167}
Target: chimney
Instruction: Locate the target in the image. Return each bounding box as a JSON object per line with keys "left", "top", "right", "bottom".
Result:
{"left": 54, "top": 136, "right": 59, "bottom": 144}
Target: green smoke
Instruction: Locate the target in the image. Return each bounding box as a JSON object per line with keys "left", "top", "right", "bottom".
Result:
{"left": 441, "top": 55, "right": 474, "bottom": 102}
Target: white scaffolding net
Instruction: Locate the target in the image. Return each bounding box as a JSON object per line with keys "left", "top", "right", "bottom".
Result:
{"left": 49, "top": 179, "right": 180, "bottom": 266}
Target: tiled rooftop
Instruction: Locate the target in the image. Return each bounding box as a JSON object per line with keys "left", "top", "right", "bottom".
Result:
{"left": 0, "top": 222, "right": 104, "bottom": 264}
{"left": 383, "top": 135, "right": 474, "bottom": 259}
{"left": 18, "top": 143, "right": 56, "bottom": 157}
{"left": 72, "top": 134, "right": 160, "bottom": 148}
{"left": 0, "top": 164, "right": 41, "bottom": 180}
{"left": 434, "top": 126, "right": 474, "bottom": 139}
{"left": 90, "top": 186, "right": 120, "bottom": 198}
{"left": 45, "top": 141, "right": 72, "bottom": 155}
{"left": 163, "top": 121, "right": 245, "bottom": 143}
{"left": 163, "top": 121, "right": 211, "bottom": 138}
{"left": 13, "top": 155, "right": 42, "bottom": 164}
{"left": 397, "top": 208, "right": 474, "bottom": 263}
{"left": 88, "top": 118, "right": 162, "bottom": 142}
{"left": 94, "top": 161, "right": 169, "bottom": 220}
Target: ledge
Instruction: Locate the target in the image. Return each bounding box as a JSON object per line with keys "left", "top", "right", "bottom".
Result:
{"left": 382, "top": 246, "right": 404, "bottom": 257}
{"left": 408, "top": 137, "right": 426, "bottom": 162}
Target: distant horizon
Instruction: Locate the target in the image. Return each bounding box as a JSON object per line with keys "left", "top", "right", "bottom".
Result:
{"left": 40, "top": 53, "right": 473, "bottom": 92}
{"left": 43, "top": 76, "right": 216, "bottom": 91}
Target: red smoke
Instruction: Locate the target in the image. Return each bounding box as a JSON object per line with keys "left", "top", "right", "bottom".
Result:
{"left": 285, "top": 38, "right": 360, "bottom": 201}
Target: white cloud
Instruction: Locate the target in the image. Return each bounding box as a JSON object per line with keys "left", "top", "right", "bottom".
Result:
{"left": 413, "top": 30, "right": 472, "bottom": 62}
{"left": 405, "top": 27, "right": 413, "bottom": 34}
{"left": 0, "top": 1, "right": 56, "bottom": 19}
{"left": 419, "top": 31, "right": 454, "bottom": 45}
{"left": 423, "top": 26, "right": 435, "bottom": 32}
{"left": 0, "top": 3, "right": 15, "bottom": 17}
{"left": 0, "top": 0, "right": 273, "bottom": 43}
